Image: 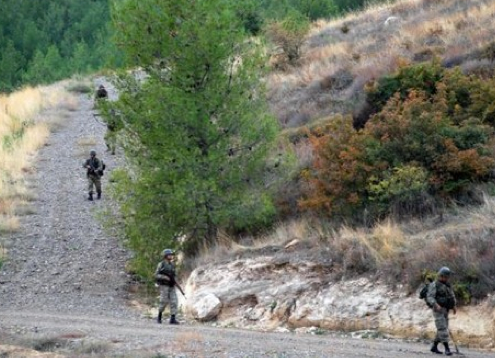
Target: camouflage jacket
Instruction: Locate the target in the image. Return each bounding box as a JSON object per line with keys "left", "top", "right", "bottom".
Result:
{"left": 84, "top": 157, "right": 103, "bottom": 177}
{"left": 155, "top": 261, "right": 175, "bottom": 286}
{"left": 426, "top": 280, "right": 456, "bottom": 309}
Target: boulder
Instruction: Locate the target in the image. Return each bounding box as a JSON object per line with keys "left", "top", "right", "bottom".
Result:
{"left": 190, "top": 293, "right": 222, "bottom": 321}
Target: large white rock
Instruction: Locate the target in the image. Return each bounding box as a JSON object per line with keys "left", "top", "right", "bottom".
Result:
{"left": 190, "top": 293, "right": 222, "bottom": 321}
{"left": 184, "top": 254, "right": 495, "bottom": 348}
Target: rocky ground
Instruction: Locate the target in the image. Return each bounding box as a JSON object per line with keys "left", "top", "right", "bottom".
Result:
{"left": 0, "top": 82, "right": 494, "bottom": 357}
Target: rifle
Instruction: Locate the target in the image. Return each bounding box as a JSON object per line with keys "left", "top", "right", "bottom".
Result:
{"left": 175, "top": 282, "right": 186, "bottom": 297}
{"left": 86, "top": 158, "right": 103, "bottom": 177}
{"left": 171, "top": 277, "right": 186, "bottom": 297}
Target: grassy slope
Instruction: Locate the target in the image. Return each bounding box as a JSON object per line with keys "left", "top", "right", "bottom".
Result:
{"left": 268, "top": 0, "right": 495, "bottom": 127}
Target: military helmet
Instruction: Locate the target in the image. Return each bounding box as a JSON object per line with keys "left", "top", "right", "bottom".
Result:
{"left": 162, "top": 248, "right": 175, "bottom": 256}
{"left": 438, "top": 266, "right": 452, "bottom": 276}
{"left": 90, "top": 149, "right": 96, "bottom": 156}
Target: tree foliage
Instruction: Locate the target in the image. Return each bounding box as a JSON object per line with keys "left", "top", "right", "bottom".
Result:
{"left": 106, "top": 0, "right": 279, "bottom": 277}
{"left": 0, "top": 0, "right": 119, "bottom": 91}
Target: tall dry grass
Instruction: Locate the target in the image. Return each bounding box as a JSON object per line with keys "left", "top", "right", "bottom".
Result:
{"left": 0, "top": 84, "right": 78, "bottom": 233}
{"left": 197, "top": 194, "right": 495, "bottom": 300}
{"left": 268, "top": 0, "right": 495, "bottom": 126}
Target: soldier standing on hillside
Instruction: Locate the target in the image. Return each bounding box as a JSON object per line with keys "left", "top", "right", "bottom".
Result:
{"left": 83, "top": 149, "right": 103, "bottom": 201}
{"left": 155, "top": 249, "right": 179, "bottom": 325}
{"left": 426, "top": 266, "right": 457, "bottom": 356}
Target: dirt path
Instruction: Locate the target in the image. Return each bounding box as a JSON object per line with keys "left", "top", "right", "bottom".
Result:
{"left": 1, "top": 84, "right": 494, "bottom": 358}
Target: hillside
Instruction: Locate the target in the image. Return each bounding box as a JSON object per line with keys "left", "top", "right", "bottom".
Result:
{"left": 1, "top": 81, "right": 493, "bottom": 358}
{"left": 268, "top": 0, "right": 495, "bottom": 127}
{"left": 181, "top": 0, "right": 495, "bottom": 349}
{"left": 2, "top": 0, "right": 495, "bottom": 356}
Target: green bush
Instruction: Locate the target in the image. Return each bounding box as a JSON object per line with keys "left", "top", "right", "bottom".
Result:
{"left": 365, "top": 60, "right": 445, "bottom": 118}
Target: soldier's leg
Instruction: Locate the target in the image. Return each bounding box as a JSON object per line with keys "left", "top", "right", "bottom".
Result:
{"left": 109, "top": 131, "right": 116, "bottom": 155}
{"left": 434, "top": 310, "right": 450, "bottom": 343}
{"left": 158, "top": 285, "right": 169, "bottom": 324}
{"left": 95, "top": 177, "right": 102, "bottom": 199}
{"left": 104, "top": 131, "right": 111, "bottom": 152}
{"left": 87, "top": 177, "right": 94, "bottom": 200}
{"left": 169, "top": 287, "right": 179, "bottom": 324}
{"left": 104, "top": 130, "right": 116, "bottom": 154}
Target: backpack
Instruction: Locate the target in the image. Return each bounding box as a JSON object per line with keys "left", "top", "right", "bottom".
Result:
{"left": 419, "top": 281, "right": 434, "bottom": 307}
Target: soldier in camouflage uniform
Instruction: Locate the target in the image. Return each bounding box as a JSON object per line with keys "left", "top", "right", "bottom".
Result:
{"left": 104, "top": 113, "right": 119, "bottom": 155}
{"left": 155, "top": 249, "right": 179, "bottom": 324}
{"left": 95, "top": 84, "right": 108, "bottom": 100}
{"left": 426, "top": 267, "right": 457, "bottom": 356}
{"left": 83, "top": 149, "right": 103, "bottom": 201}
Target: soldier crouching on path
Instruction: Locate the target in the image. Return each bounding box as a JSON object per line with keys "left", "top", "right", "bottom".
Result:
{"left": 83, "top": 149, "right": 103, "bottom": 201}
{"left": 427, "top": 266, "right": 457, "bottom": 356}
{"left": 95, "top": 84, "right": 108, "bottom": 100}
{"left": 155, "top": 249, "right": 179, "bottom": 325}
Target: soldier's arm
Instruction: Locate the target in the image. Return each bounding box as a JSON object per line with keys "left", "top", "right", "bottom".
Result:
{"left": 154, "top": 263, "right": 171, "bottom": 281}
{"left": 426, "top": 282, "right": 440, "bottom": 309}
{"left": 450, "top": 287, "right": 457, "bottom": 308}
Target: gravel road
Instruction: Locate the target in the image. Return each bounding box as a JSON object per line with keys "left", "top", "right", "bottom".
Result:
{"left": 1, "top": 84, "right": 494, "bottom": 358}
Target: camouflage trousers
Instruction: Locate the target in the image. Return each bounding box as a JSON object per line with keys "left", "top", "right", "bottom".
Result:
{"left": 87, "top": 175, "right": 102, "bottom": 194}
{"left": 104, "top": 130, "right": 116, "bottom": 155}
{"left": 158, "top": 285, "right": 178, "bottom": 315}
{"left": 433, "top": 308, "right": 450, "bottom": 343}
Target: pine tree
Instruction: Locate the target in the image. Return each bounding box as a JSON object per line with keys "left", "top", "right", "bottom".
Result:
{"left": 108, "top": 0, "right": 279, "bottom": 267}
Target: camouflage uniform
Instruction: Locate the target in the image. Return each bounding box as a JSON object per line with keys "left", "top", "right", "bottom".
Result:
{"left": 155, "top": 260, "right": 178, "bottom": 316}
{"left": 83, "top": 155, "right": 103, "bottom": 200}
{"left": 426, "top": 280, "right": 456, "bottom": 343}
{"left": 104, "top": 115, "right": 118, "bottom": 155}
{"left": 95, "top": 85, "right": 108, "bottom": 99}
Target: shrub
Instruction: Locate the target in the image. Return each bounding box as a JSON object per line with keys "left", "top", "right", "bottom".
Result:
{"left": 265, "top": 11, "right": 310, "bottom": 67}
{"left": 301, "top": 68, "right": 495, "bottom": 220}
{"left": 367, "top": 165, "right": 431, "bottom": 217}
{"left": 362, "top": 60, "right": 445, "bottom": 125}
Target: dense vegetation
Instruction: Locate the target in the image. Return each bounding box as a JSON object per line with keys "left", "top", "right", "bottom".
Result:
{"left": 0, "top": 0, "right": 119, "bottom": 92}
{"left": 301, "top": 62, "right": 495, "bottom": 221}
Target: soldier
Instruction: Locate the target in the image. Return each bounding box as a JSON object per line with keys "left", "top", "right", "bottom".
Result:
{"left": 426, "top": 266, "right": 457, "bottom": 356}
{"left": 104, "top": 111, "right": 119, "bottom": 155}
{"left": 83, "top": 149, "right": 103, "bottom": 201}
{"left": 95, "top": 84, "right": 108, "bottom": 100}
{"left": 155, "top": 249, "right": 179, "bottom": 325}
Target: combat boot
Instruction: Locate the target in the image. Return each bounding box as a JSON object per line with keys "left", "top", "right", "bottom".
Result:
{"left": 97, "top": 191, "right": 101, "bottom": 200}
{"left": 169, "top": 315, "right": 179, "bottom": 325}
{"left": 443, "top": 343, "right": 452, "bottom": 356}
{"left": 157, "top": 311, "right": 162, "bottom": 324}
{"left": 430, "top": 341, "right": 442, "bottom": 354}
{"left": 88, "top": 193, "right": 93, "bottom": 201}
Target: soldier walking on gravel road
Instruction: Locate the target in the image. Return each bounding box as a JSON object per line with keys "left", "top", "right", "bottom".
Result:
{"left": 426, "top": 266, "right": 457, "bottom": 356}
{"left": 155, "top": 249, "right": 179, "bottom": 325}
{"left": 83, "top": 149, "right": 103, "bottom": 201}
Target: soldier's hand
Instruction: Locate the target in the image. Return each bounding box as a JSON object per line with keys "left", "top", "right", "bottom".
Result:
{"left": 434, "top": 304, "right": 442, "bottom": 312}
{"left": 452, "top": 307, "right": 457, "bottom": 315}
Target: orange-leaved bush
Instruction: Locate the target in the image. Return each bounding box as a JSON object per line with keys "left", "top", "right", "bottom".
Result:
{"left": 301, "top": 82, "right": 495, "bottom": 220}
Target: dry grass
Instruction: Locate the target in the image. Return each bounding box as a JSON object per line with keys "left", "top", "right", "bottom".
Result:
{"left": 268, "top": 0, "right": 495, "bottom": 126}
{"left": 0, "top": 84, "right": 78, "bottom": 234}
{"left": 195, "top": 193, "right": 495, "bottom": 300}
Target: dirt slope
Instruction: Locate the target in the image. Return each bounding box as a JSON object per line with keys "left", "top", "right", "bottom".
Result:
{"left": 1, "top": 84, "right": 494, "bottom": 357}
